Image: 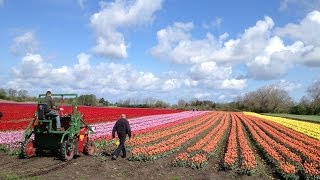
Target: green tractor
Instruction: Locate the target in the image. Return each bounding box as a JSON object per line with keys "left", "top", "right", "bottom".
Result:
{"left": 20, "top": 93, "right": 95, "bottom": 161}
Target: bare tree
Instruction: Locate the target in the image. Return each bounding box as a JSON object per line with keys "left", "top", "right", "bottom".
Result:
{"left": 18, "top": 90, "right": 28, "bottom": 99}
{"left": 177, "top": 99, "right": 187, "bottom": 109}
{"left": 236, "top": 85, "right": 292, "bottom": 113}
{"left": 8, "top": 88, "right": 17, "bottom": 98}
{"left": 307, "top": 81, "right": 320, "bottom": 114}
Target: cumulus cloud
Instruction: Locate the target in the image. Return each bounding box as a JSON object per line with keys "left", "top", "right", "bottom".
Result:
{"left": 275, "top": 11, "right": 320, "bottom": 66}
{"left": 151, "top": 11, "right": 320, "bottom": 80}
{"left": 7, "top": 53, "right": 163, "bottom": 95}
{"left": 10, "top": 31, "right": 39, "bottom": 55}
{"left": 161, "top": 79, "right": 181, "bottom": 92}
{"left": 276, "top": 11, "right": 320, "bottom": 46}
{"left": 90, "top": 0, "right": 163, "bottom": 59}
{"left": 189, "top": 61, "right": 232, "bottom": 80}
{"left": 150, "top": 22, "right": 232, "bottom": 64}
{"left": 194, "top": 92, "right": 210, "bottom": 99}
{"left": 221, "top": 79, "right": 247, "bottom": 90}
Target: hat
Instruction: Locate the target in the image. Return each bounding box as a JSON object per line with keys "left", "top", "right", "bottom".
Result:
{"left": 46, "top": 90, "right": 52, "bottom": 95}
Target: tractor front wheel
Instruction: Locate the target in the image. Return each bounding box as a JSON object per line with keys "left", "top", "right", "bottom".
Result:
{"left": 84, "top": 141, "right": 95, "bottom": 156}
{"left": 19, "top": 139, "right": 36, "bottom": 158}
{"left": 60, "top": 140, "right": 74, "bottom": 161}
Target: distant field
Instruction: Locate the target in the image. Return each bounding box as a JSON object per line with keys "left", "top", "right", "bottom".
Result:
{"left": 262, "top": 113, "right": 320, "bottom": 123}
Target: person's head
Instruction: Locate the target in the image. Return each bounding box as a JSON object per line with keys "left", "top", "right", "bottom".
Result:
{"left": 120, "top": 114, "right": 126, "bottom": 119}
{"left": 46, "top": 90, "right": 52, "bottom": 96}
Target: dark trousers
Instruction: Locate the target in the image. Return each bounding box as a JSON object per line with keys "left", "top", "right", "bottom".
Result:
{"left": 112, "top": 134, "right": 126, "bottom": 157}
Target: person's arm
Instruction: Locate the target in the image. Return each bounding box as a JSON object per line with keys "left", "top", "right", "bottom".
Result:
{"left": 112, "top": 122, "right": 117, "bottom": 139}
{"left": 125, "top": 120, "right": 131, "bottom": 138}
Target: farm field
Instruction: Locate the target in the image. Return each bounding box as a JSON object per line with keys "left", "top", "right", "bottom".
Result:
{"left": 261, "top": 113, "right": 320, "bottom": 123}
{"left": 0, "top": 104, "right": 320, "bottom": 179}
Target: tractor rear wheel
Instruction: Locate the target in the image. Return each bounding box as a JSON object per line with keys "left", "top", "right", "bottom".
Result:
{"left": 84, "top": 141, "right": 95, "bottom": 155}
{"left": 19, "top": 139, "right": 36, "bottom": 158}
{"left": 60, "top": 140, "right": 74, "bottom": 161}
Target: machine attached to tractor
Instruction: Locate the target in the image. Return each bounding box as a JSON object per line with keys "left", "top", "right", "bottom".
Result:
{"left": 20, "top": 93, "right": 95, "bottom": 161}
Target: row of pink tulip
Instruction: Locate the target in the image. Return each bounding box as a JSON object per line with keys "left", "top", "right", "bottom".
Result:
{"left": 89, "top": 111, "right": 207, "bottom": 140}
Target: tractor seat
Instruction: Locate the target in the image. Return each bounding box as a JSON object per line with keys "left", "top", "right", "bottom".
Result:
{"left": 38, "top": 103, "right": 54, "bottom": 120}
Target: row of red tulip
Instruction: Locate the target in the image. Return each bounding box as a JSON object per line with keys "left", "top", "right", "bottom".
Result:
{"left": 0, "top": 103, "right": 183, "bottom": 131}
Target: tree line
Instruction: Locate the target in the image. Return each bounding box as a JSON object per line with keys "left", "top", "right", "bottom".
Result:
{"left": 232, "top": 81, "right": 320, "bottom": 115}
{"left": 0, "top": 81, "right": 319, "bottom": 115}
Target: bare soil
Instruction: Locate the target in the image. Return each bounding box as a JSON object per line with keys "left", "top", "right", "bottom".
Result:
{"left": 0, "top": 148, "right": 275, "bottom": 180}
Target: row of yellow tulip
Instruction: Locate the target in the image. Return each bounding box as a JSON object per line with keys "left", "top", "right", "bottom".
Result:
{"left": 244, "top": 112, "right": 320, "bottom": 140}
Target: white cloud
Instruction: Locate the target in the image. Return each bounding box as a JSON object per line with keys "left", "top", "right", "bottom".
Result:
{"left": 90, "top": 0, "right": 163, "bottom": 59}
{"left": 221, "top": 79, "right": 247, "bottom": 90}
{"left": 194, "top": 92, "right": 210, "bottom": 99}
{"left": 276, "top": 11, "right": 320, "bottom": 46}
{"left": 151, "top": 11, "right": 320, "bottom": 80}
{"left": 183, "top": 78, "right": 199, "bottom": 87}
{"left": 7, "top": 53, "right": 163, "bottom": 95}
{"left": 275, "top": 11, "right": 320, "bottom": 66}
{"left": 10, "top": 31, "right": 39, "bottom": 55}
{"left": 189, "top": 61, "right": 232, "bottom": 80}
{"left": 162, "top": 79, "right": 180, "bottom": 92}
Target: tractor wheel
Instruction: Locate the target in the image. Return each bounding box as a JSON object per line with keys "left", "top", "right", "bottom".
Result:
{"left": 60, "top": 140, "right": 74, "bottom": 161}
{"left": 19, "top": 139, "right": 36, "bottom": 158}
{"left": 83, "top": 141, "right": 95, "bottom": 156}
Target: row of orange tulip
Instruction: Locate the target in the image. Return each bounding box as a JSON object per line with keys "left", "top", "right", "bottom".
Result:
{"left": 186, "top": 113, "right": 226, "bottom": 153}
{"left": 174, "top": 112, "right": 230, "bottom": 168}
{"left": 127, "top": 112, "right": 218, "bottom": 147}
{"left": 233, "top": 113, "right": 257, "bottom": 172}
{"left": 223, "top": 113, "right": 238, "bottom": 168}
{"left": 240, "top": 114, "right": 297, "bottom": 177}
{"left": 130, "top": 112, "right": 219, "bottom": 160}
{"left": 257, "top": 116, "right": 320, "bottom": 157}
{"left": 244, "top": 114, "right": 320, "bottom": 177}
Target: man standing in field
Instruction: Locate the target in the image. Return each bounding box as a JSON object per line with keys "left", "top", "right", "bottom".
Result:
{"left": 111, "top": 114, "right": 131, "bottom": 160}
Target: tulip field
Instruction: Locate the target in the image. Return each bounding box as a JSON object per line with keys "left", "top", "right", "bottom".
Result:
{"left": 0, "top": 103, "right": 320, "bottom": 179}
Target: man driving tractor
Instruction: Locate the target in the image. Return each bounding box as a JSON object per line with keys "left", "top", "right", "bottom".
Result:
{"left": 41, "top": 90, "right": 63, "bottom": 131}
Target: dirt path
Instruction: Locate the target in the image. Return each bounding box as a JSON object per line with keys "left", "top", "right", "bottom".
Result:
{"left": 0, "top": 150, "right": 274, "bottom": 180}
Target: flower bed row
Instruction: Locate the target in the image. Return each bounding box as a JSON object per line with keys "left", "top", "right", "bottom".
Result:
{"left": 174, "top": 112, "right": 229, "bottom": 168}
{"left": 239, "top": 114, "right": 298, "bottom": 179}
{"left": 233, "top": 113, "right": 257, "bottom": 174}
{"left": 90, "top": 111, "right": 207, "bottom": 140}
{"left": 223, "top": 113, "right": 238, "bottom": 169}
{"left": 130, "top": 112, "right": 220, "bottom": 161}
{"left": 239, "top": 113, "right": 320, "bottom": 179}
{"left": 127, "top": 112, "right": 219, "bottom": 147}
{"left": 0, "top": 103, "right": 184, "bottom": 131}
{"left": 244, "top": 112, "right": 320, "bottom": 140}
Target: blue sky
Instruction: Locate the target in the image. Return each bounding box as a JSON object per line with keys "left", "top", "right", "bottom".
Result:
{"left": 0, "top": 0, "right": 320, "bottom": 104}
